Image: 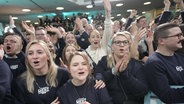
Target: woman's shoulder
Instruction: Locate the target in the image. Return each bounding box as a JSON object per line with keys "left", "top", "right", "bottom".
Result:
{"left": 129, "top": 58, "right": 143, "bottom": 65}
{"left": 57, "top": 67, "right": 70, "bottom": 84}
{"left": 57, "top": 67, "right": 69, "bottom": 74}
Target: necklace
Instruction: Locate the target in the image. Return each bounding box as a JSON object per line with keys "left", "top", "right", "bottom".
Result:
{"left": 72, "top": 79, "right": 89, "bottom": 98}
{"left": 34, "top": 80, "right": 41, "bottom": 89}
{"left": 72, "top": 81, "right": 88, "bottom": 104}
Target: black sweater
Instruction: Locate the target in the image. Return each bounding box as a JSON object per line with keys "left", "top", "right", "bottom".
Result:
{"left": 57, "top": 78, "right": 113, "bottom": 104}
{"left": 14, "top": 68, "right": 69, "bottom": 104}
{"left": 0, "top": 60, "right": 13, "bottom": 104}
{"left": 143, "top": 52, "right": 184, "bottom": 103}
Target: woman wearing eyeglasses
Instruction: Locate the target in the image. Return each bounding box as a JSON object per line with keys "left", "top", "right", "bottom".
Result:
{"left": 94, "top": 31, "right": 148, "bottom": 104}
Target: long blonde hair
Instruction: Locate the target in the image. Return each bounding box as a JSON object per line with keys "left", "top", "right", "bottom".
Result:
{"left": 22, "top": 40, "right": 58, "bottom": 93}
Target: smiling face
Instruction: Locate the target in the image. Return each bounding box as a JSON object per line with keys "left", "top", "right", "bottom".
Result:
{"left": 69, "top": 53, "right": 90, "bottom": 85}
{"left": 26, "top": 43, "right": 49, "bottom": 75}
{"left": 89, "top": 30, "right": 101, "bottom": 49}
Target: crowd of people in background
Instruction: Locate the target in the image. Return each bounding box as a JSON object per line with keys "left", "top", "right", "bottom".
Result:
{"left": 38, "top": 11, "right": 105, "bottom": 32}
{"left": 0, "top": 0, "right": 184, "bottom": 104}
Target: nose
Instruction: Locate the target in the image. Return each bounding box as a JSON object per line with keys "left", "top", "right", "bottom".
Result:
{"left": 78, "top": 64, "right": 83, "bottom": 70}
{"left": 180, "top": 35, "right": 184, "bottom": 41}
{"left": 32, "top": 53, "right": 38, "bottom": 58}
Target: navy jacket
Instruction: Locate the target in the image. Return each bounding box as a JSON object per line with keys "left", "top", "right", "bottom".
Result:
{"left": 94, "top": 56, "right": 148, "bottom": 104}
{"left": 0, "top": 60, "right": 13, "bottom": 104}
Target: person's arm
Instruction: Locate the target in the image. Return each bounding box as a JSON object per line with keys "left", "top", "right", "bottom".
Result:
{"left": 0, "top": 60, "right": 12, "bottom": 103}
{"left": 21, "top": 21, "right": 36, "bottom": 41}
{"left": 125, "top": 9, "right": 137, "bottom": 30}
{"left": 174, "top": 0, "right": 184, "bottom": 23}
{"left": 94, "top": 56, "right": 114, "bottom": 82}
{"left": 96, "top": 84, "right": 113, "bottom": 104}
{"left": 118, "top": 59, "right": 149, "bottom": 97}
{"left": 158, "top": 0, "right": 172, "bottom": 25}
{"left": 12, "top": 77, "right": 27, "bottom": 104}
{"left": 9, "top": 16, "right": 27, "bottom": 51}
{"left": 101, "top": 0, "right": 113, "bottom": 54}
{"left": 75, "top": 17, "right": 85, "bottom": 35}
{"left": 130, "top": 28, "right": 146, "bottom": 60}
{"left": 145, "top": 30, "right": 154, "bottom": 56}
{"left": 174, "top": 0, "right": 184, "bottom": 10}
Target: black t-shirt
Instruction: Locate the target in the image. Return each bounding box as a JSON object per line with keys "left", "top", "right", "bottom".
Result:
{"left": 14, "top": 68, "right": 69, "bottom": 104}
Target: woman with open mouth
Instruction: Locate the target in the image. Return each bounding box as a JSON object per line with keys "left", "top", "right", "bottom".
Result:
{"left": 57, "top": 52, "right": 113, "bottom": 104}
{"left": 13, "top": 40, "right": 69, "bottom": 104}
{"left": 94, "top": 31, "right": 149, "bottom": 104}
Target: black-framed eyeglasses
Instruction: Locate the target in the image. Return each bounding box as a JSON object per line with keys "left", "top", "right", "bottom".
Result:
{"left": 113, "top": 40, "right": 129, "bottom": 46}
{"left": 161, "top": 33, "right": 183, "bottom": 39}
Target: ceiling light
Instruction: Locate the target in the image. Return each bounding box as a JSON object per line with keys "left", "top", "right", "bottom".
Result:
{"left": 86, "top": 5, "right": 93, "bottom": 8}
{"left": 144, "top": 2, "right": 151, "bottom": 5}
{"left": 12, "top": 17, "right": 18, "bottom": 19}
{"left": 111, "top": 17, "right": 114, "bottom": 19}
{"left": 37, "top": 15, "right": 43, "bottom": 18}
{"left": 22, "top": 9, "right": 31, "bottom": 12}
{"left": 56, "top": 7, "right": 64, "bottom": 10}
{"left": 116, "top": 3, "right": 123, "bottom": 7}
{"left": 142, "top": 11, "right": 146, "bottom": 14}
{"left": 117, "top": 14, "right": 121, "bottom": 16}
{"left": 25, "top": 20, "right": 31, "bottom": 23}
{"left": 34, "top": 22, "right": 39, "bottom": 24}
{"left": 127, "top": 9, "right": 132, "bottom": 12}
{"left": 121, "top": 18, "right": 126, "bottom": 23}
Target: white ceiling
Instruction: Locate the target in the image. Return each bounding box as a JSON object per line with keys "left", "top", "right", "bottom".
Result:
{"left": 0, "top": 0, "right": 165, "bottom": 24}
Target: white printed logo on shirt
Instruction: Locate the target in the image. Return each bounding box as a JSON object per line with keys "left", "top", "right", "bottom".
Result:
{"left": 176, "top": 66, "right": 184, "bottom": 72}
{"left": 76, "top": 98, "right": 86, "bottom": 104}
{"left": 38, "top": 87, "right": 49, "bottom": 94}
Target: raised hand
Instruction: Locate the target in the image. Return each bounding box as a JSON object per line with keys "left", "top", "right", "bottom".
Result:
{"left": 173, "top": 0, "right": 182, "bottom": 4}
{"left": 0, "top": 45, "right": 4, "bottom": 60}
{"left": 114, "top": 52, "right": 130, "bottom": 73}
{"left": 21, "top": 21, "right": 35, "bottom": 35}
{"left": 164, "top": 0, "right": 171, "bottom": 6}
{"left": 9, "top": 15, "right": 15, "bottom": 27}
{"left": 173, "top": 0, "right": 184, "bottom": 10}
{"left": 59, "top": 58, "right": 68, "bottom": 69}
{"left": 102, "top": 0, "right": 111, "bottom": 18}
{"left": 134, "top": 27, "right": 147, "bottom": 42}
{"left": 163, "top": 0, "right": 171, "bottom": 11}
{"left": 94, "top": 80, "right": 105, "bottom": 89}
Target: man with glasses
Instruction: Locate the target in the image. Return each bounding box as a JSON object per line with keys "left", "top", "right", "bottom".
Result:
{"left": 143, "top": 23, "right": 184, "bottom": 103}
